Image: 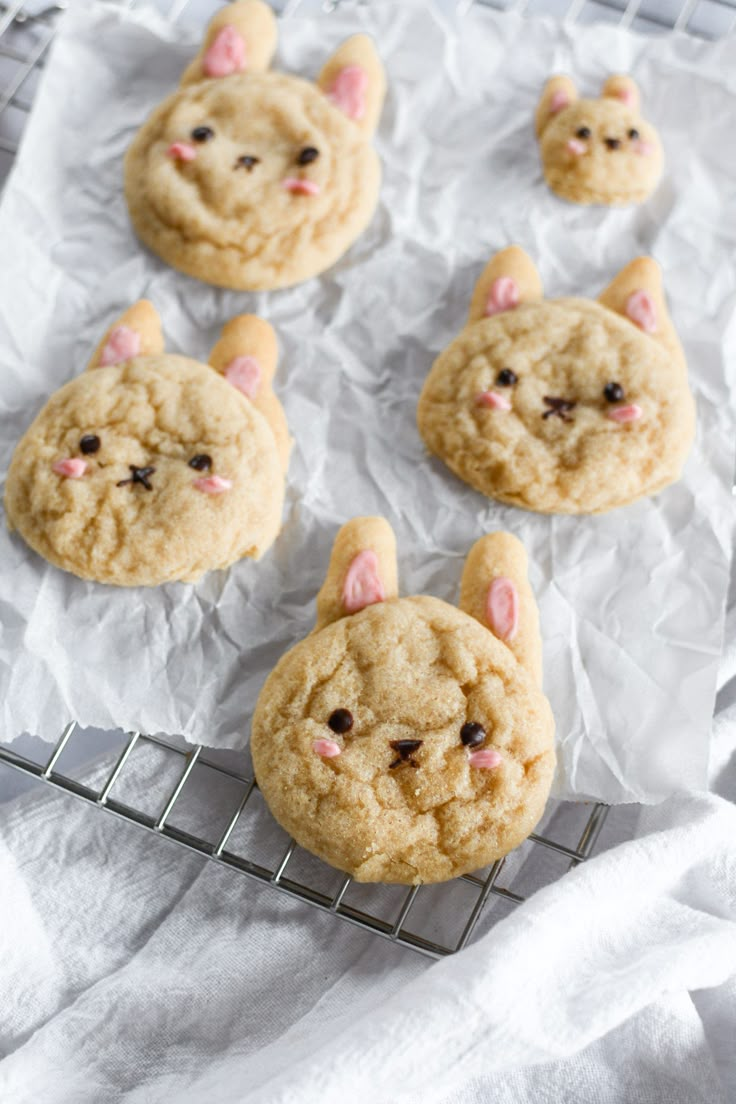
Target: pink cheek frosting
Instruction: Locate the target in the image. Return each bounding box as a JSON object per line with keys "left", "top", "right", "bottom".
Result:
{"left": 313, "top": 738, "right": 341, "bottom": 759}
{"left": 282, "top": 177, "right": 320, "bottom": 197}
{"left": 225, "top": 355, "right": 261, "bottom": 399}
{"left": 328, "top": 65, "right": 368, "bottom": 121}
{"left": 52, "top": 458, "right": 87, "bottom": 479}
{"left": 468, "top": 748, "right": 502, "bottom": 769}
{"left": 167, "top": 142, "right": 197, "bottom": 163}
{"left": 484, "top": 276, "right": 520, "bottom": 318}
{"left": 566, "top": 138, "right": 587, "bottom": 156}
{"left": 194, "top": 475, "right": 232, "bottom": 495}
{"left": 608, "top": 403, "right": 643, "bottom": 424}
{"left": 634, "top": 140, "right": 655, "bottom": 157}
{"left": 202, "top": 25, "right": 246, "bottom": 78}
{"left": 99, "top": 325, "right": 141, "bottom": 367}
{"left": 477, "top": 390, "right": 511, "bottom": 411}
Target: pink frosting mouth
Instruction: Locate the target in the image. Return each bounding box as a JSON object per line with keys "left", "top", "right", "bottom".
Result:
{"left": 167, "top": 142, "right": 197, "bottom": 162}
{"left": 193, "top": 475, "right": 233, "bottom": 494}
{"left": 468, "top": 748, "right": 502, "bottom": 769}
{"left": 477, "top": 390, "right": 512, "bottom": 411}
{"left": 312, "top": 738, "right": 341, "bottom": 759}
{"left": 608, "top": 404, "right": 643, "bottom": 424}
{"left": 52, "top": 458, "right": 87, "bottom": 479}
{"left": 282, "top": 177, "right": 320, "bottom": 197}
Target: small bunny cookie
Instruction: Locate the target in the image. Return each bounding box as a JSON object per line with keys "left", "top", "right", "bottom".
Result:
{"left": 417, "top": 247, "right": 695, "bottom": 514}
{"left": 536, "top": 75, "right": 663, "bottom": 205}
{"left": 125, "top": 0, "right": 385, "bottom": 290}
{"left": 252, "top": 518, "right": 555, "bottom": 884}
{"left": 5, "top": 303, "right": 290, "bottom": 586}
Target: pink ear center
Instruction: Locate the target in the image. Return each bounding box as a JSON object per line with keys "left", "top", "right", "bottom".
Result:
{"left": 484, "top": 277, "right": 520, "bottom": 318}
{"left": 328, "top": 65, "right": 368, "bottom": 121}
{"left": 615, "top": 87, "right": 635, "bottom": 106}
{"left": 342, "top": 550, "right": 385, "bottom": 614}
{"left": 549, "top": 89, "right": 570, "bottom": 114}
{"left": 626, "top": 290, "right": 657, "bottom": 334}
{"left": 225, "top": 355, "right": 262, "bottom": 399}
{"left": 99, "top": 325, "right": 141, "bottom": 367}
{"left": 486, "top": 577, "right": 519, "bottom": 642}
{"left": 203, "top": 25, "right": 247, "bottom": 78}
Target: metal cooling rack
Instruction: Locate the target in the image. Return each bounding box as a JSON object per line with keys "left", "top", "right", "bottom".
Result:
{"left": 0, "top": 0, "right": 730, "bottom": 957}
{"left": 0, "top": 723, "right": 611, "bottom": 957}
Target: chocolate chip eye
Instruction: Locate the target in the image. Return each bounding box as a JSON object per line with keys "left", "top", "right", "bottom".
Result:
{"left": 576, "top": 126, "right": 592, "bottom": 140}
{"left": 604, "top": 382, "right": 625, "bottom": 404}
{"left": 628, "top": 128, "right": 640, "bottom": 140}
{"left": 237, "top": 155, "right": 260, "bottom": 171}
{"left": 496, "top": 368, "right": 518, "bottom": 387}
{"left": 297, "top": 146, "right": 320, "bottom": 165}
{"left": 188, "top": 454, "right": 212, "bottom": 471}
{"left": 460, "top": 722, "right": 486, "bottom": 748}
{"left": 191, "top": 126, "right": 214, "bottom": 142}
{"left": 79, "top": 434, "right": 100, "bottom": 455}
{"left": 328, "top": 708, "right": 353, "bottom": 734}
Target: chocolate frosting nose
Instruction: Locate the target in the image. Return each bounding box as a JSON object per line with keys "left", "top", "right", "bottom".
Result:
{"left": 389, "top": 739, "right": 424, "bottom": 770}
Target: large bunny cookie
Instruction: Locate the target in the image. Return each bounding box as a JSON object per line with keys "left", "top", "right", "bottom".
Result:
{"left": 252, "top": 518, "right": 555, "bottom": 884}
{"left": 535, "top": 75, "right": 663, "bottom": 206}
{"left": 5, "top": 303, "right": 290, "bottom": 586}
{"left": 417, "top": 247, "right": 695, "bottom": 515}
{"left": 125, "top": 0, "right": 385, "bottom": 290}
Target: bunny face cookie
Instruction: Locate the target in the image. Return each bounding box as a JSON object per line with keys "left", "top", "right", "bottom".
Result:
{"left": 5, "top": 303, "right": 290, "bottom": 586}
{"left": 417, "top": 247, "right": 695, "bottom": 515}
{"left": 252, "top": 519, "right": 555, "bottom": 884}
{"left": 536, "top": 75, "right": 663, "bottom": 206}
{"left": 125, "top": 0, "right": 385, "bottom": 290}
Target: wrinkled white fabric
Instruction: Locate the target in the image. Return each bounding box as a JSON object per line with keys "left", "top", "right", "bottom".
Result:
{"left": 0, "top": 0, "right": 735, "bottom": 803}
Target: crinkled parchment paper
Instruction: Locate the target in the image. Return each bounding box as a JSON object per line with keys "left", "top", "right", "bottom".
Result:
{"left": 0, "top": 0, "right": 734, "bottom": 803}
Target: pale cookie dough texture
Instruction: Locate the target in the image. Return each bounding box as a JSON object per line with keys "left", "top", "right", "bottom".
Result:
{"left": 535, "top": 74, "right": 663, "bottom": 206}
{"left": 417, "top": 246, "right": 695, "bottom": 515}
{"left": 252, "top": 517, "right": 556, "bottom": 884}
{"left": 125, "top": 0, "right": 386, "bottom": 290}
{"left": 5, "top": 301, "right": 291, "bottom": 586}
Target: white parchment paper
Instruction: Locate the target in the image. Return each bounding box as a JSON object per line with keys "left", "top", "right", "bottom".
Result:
{"left": 0, "top": 0, "right": 734, "bottom": 803}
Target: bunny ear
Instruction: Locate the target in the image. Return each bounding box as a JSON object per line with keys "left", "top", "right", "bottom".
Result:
{"left": 317, "top": 35, "right": 386, "bottom": 137}
{"left": 601, "top": 74, "right": 640, "bottom": 112}
{"left": 314, "top": 518, "right": 398, "bottom": 631}
{"left": 209, "top": 315, "right": 290, "bottom": 473}
{"left": 87, "top": 301, "right": 163, "bottom": 371}
{"left": 467, "top": 246, "right": 543, "bottom": 327}
{"left": 459, "top": 532, "right": 543, "bottom": 686}
{"left": 535, "top": 75, "right": 578, "bottom": 137}
{"left": 597, "top": 257, "right": 685, "bottom": 368}
{"left": 179, "top": 0, "right": 277, "bottom": 86}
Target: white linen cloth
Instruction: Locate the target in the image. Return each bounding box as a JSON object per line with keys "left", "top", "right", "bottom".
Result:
{"left": 0, "top": 0, "right": 735, "bottom": 805}
{"left": 0, "top": 644, "right": 735, "bottom": 1101}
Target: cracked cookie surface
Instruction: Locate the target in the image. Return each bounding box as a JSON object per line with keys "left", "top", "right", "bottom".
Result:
{"left": 252, "top": 519, "right": 555, "bottom": 884}
{"left": 417, "top": 248, "right": 695, "bottom": 515}
{"left": 536, "top": 74, "right": 663, "bottom": 206}
{"left": 125, "top": 1, "right": 385, "bottom": 290}
{"left": 5, "top": 303, "right": 288, "bottom": 586}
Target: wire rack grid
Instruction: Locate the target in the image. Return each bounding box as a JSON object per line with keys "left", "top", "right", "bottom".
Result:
{"left": 0, "top": 0, "right": 730, "bottom": 958}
